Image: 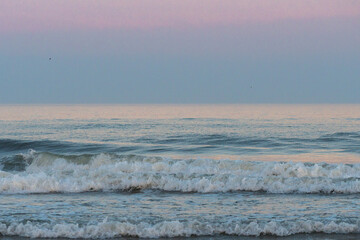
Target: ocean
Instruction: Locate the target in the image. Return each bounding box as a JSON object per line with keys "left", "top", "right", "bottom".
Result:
{"left": 0, "top": 104, "right": 360, "bottom": 239}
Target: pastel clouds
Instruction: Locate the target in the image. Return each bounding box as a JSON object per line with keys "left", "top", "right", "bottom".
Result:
{"left": 1, "top": 0, "right": 360, "bottom": 32}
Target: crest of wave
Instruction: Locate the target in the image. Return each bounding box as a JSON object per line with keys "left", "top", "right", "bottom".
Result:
{"left": 1, "top": 151, "right": 360, "bottom": 194}
{"left": 1, "top": 218, "right": 359, "bottom": 238}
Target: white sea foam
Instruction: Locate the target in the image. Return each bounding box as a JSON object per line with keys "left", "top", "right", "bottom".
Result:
{"left": 1, "top": 151, "right": 360, "bottom": 194}
{"left": 0, "top": 219, "right": 359, "bottom": 238}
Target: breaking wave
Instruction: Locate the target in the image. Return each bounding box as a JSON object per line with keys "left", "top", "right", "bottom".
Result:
{"left": 1, "top": 151, "right": 360, "bottom": 194}
{"left": 1, "top": 219, "right": 359, "bottom": 238}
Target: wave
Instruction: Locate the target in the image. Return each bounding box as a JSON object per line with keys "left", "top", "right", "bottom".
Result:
{"left": 135, "top": 131, "right": 360, "bottom": 153}
{"left": 136, "top": 131, "right": 360, "bottom": 144}
{"left": 0, "top": 139, "right": 137, "bottom": 155}
{"left": 2, "top": 130, "right": 360, "bottom": 157}
{"left": 137, "top": 134, "right": 279, "bottom": 147}
{"left": 0, "top": 219, "right": 359, "bottom": 238}
{"left": 0, "top": 139, "right": 101, "bottom": 153}
{"left": 1, "top": 151, "right": 360, "bottom": 194}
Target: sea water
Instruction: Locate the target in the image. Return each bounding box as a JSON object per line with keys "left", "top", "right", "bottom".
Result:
{"left": 0, "top": 104, "right": 360, "bottom": 239}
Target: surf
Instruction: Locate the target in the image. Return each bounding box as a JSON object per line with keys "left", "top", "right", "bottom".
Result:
{"left": 1, "top": 151, "right": 360, "bottom": 194}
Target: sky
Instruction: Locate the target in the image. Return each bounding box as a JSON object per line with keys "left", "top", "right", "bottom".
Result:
{"left": 1, "top": 0, "right": 360, "bottom": 104}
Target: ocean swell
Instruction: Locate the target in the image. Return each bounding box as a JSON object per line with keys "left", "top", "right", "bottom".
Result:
{"left": 1, "top": 151, "right": 360, "bottom": 194}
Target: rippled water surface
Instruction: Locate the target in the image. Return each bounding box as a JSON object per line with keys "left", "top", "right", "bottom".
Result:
{"left": 0, "top": 104, "right": 360, "bottom": 239}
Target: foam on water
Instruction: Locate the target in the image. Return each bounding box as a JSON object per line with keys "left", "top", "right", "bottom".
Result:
{"left": 1, "top": 151, "right": 360, "bottom": 194}
{"left": 1, "top": 219, "right": 359, "bottom": 238}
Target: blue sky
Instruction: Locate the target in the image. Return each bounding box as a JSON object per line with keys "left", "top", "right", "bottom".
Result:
{"left": 1, "top": 0, "right": 359, "bottom": 103}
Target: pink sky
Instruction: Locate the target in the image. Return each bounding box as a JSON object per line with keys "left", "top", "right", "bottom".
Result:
{"left": 1, "top": 0, "right": 360, "bottom": 32}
